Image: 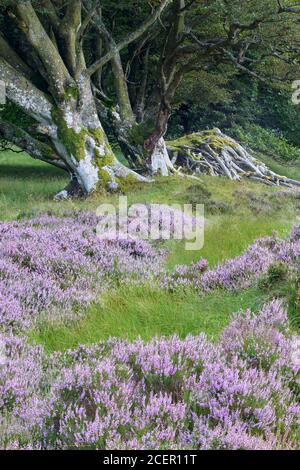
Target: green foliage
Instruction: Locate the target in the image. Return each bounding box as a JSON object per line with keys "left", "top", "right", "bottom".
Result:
{"left": 127, "top": 121, "right": 155, "bottom": 146}
{"left": 231, "top": 124, "right": 300, "bottom": 161}
{"left": 267, "top": 262, "right": 289, "bottom": 285}
{"left": 169, "top": 72, "right": 300, "bottom": 162}
{"left": 0, "top": 102, "right": 34, "bottom": 132}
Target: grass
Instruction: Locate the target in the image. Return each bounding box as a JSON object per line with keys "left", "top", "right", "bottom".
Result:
{"left": 28, "top": 285, "right": 267, "bottom": 352}
{"left": 166, "top": 214, "right": 293, "bottom": 269}
{"left": 257, "top": 152, "right": 300, "bottom": 181}
{"left": 1, "top": 149, "right": 300, "bottom": 351}
{"left": 0, "top": 150, "right": 68, "bottom": 219}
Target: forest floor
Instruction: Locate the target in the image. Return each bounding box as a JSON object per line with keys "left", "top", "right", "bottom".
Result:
{"left": 1, "top": 149, "right": 300, "bottom": 351}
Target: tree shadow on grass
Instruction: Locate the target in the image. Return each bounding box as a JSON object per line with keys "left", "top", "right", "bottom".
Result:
{"left": 0, "top": 163, "right": 65, "bottom": 180}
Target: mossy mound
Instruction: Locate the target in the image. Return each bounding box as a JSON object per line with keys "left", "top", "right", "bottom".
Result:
{"left": 167, "top": 129, "right": 235, "bottom": 153}
{"left": 167, "top": 128, "right": 300, "bottom": 188}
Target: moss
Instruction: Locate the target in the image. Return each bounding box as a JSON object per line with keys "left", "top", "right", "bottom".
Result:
{"left": 167, "top": 130, "right": 236, "bottom": 153}
{"left": 98, "top": 167, "right": 112, "bottom": 187}
{"left": 93, "top": 147, "right": 112, "bottom": 165}
{"left": 88, "top": 128, "right": 116, "bottom": 167}
{"left": 64, "top": 85, "right": 79, "bottom": 102}
{"left": 116, "top": 173, "right": 140, "bottom": 192}
{"left": 51, "top": 107, "right": 131, "bottom": 191}
{"left": 40, "top": 142, "right": 58, "bottom": 160}
{"left": 51, "top": 109, "right": 117, "bottom": 168}
{"left": 51, "top": 108, "right": 86, "bottom": 160}
{"left": 88, "top": 127, "right": 105, "bottom": 144}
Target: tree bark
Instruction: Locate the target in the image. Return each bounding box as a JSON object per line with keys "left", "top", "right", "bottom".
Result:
{"left": 102, "top": 0, "right": 186, "bottom": 176}
{"left": 47, "top": 78, "right": 148, "bottom": 195}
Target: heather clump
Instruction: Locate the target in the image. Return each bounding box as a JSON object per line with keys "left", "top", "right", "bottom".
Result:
{"left": 290, "top": 225, "right": 300, "bottom": 242}
{"left": 162, "top": 229, "right": 300, "bottom": 293}
{"left": 0, "top": 214, "right": 165, "bottom": 332}
{"left": 220, "top": 299, "right": 290, "bottom": 369}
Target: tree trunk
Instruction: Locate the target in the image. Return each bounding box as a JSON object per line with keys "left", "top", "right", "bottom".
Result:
{"left": 109, "top": 97, "right": 175, "bottom": 176}
{"left": 48, "top": 79, "right": 148, "bottom": 196}
{"left": 150, "top": 137, "right": 175, "bottom": 176}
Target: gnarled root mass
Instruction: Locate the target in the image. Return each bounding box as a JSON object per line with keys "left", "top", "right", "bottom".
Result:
{"left": 167, "top": 128, "right": 300, "bottom": 188}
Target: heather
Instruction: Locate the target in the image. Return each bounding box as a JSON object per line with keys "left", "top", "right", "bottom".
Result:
{"left": 162, "top": 231, "right": 300, "bottom": 293}
{"left": 2, "top": 0, "right": 300, "bottom": 452}
{"left": 0, "top": 215, "right": 299, "bottom": 450}
{"left": 0, "top": 300, "right": 299, "bottom": 450}
{"left": 0, "top": 213, "right": 165, "bottom": 332}
{"left": 1, "top": 210, "right": 299, "bottom": 335}
{"left": 1, "top": 157, "right": 300, "bottom": 450}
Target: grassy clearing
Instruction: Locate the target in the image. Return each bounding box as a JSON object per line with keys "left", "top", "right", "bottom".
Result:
{"left": 166, "top": 214, "right": 294, "bottom": 268}
{"left": 1, "top": 150, "right": 300, "bottom": 351}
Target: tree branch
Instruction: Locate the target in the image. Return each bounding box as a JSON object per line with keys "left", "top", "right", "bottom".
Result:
{"left": 77, "top": 2, "right": 98, "bottom": 42}
{"left": 85, "top": 0, "right": 172, "bottom": 77}
{"left": 11, "top": 1, "right": 73, "bottom": 99}
{"left": 0, "top": 33, "right": 33, "bottom": 79}
{"left": 220, "top": 49, "right": 269, "bottom": 83}
{"left": 0, "top": 119, "right": 68, "bottom": 171}
{"left": 277, "top": 0, "right": 300, "bottom": 14}
{"left": 0, "top": 58, "right": 53, "bottom": 124}
{"left": 40, "top": 0, "right": 61, "bottom": 32}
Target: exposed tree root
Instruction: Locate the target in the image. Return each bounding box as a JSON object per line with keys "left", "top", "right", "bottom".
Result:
{"left": 167, "top": 128, "right": 300, "bottom": 188}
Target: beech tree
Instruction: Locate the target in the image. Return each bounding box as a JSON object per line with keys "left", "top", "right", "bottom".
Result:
{"left": 0, "top": 0, "right": 171, "bottom": 197}
{"left": 0, "top": 0, "right": 299, "bottom": 196}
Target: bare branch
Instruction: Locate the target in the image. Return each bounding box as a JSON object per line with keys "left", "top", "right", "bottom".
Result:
{"left": 77, "top": 2, "right": 98, "bottom": 42}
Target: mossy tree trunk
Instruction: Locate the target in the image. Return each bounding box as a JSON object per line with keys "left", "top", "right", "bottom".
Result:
{"left": 92, "top": 0, "right": 186, "bottom": 176}
{"left": 110, "top": 109, "right": 176, "bottom": 176}
{"left": 50, "top": 78, "right": 147, "bottom": 197}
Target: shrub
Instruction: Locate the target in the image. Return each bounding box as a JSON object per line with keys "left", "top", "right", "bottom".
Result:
{"left": 267, "top": 262, "right": 289, "bottom": 285}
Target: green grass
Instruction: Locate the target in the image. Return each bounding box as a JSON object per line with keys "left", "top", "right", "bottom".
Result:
{"left": 28, "top": 285, "right": 267, "bottom": 352}
{"left": 257, "top": 152, "right": 300, "bottom": 181}
{"left": 166, "top": 214, "right": 293, "bottom": 269}
{"left": 0, "top": 150, "right": 68, "bottom": 219}
{"left": 1, "top": 149, "right": 300, "bottom": 352}
{"left": 231, "top": 124, "right": 300, "bottom": 162}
